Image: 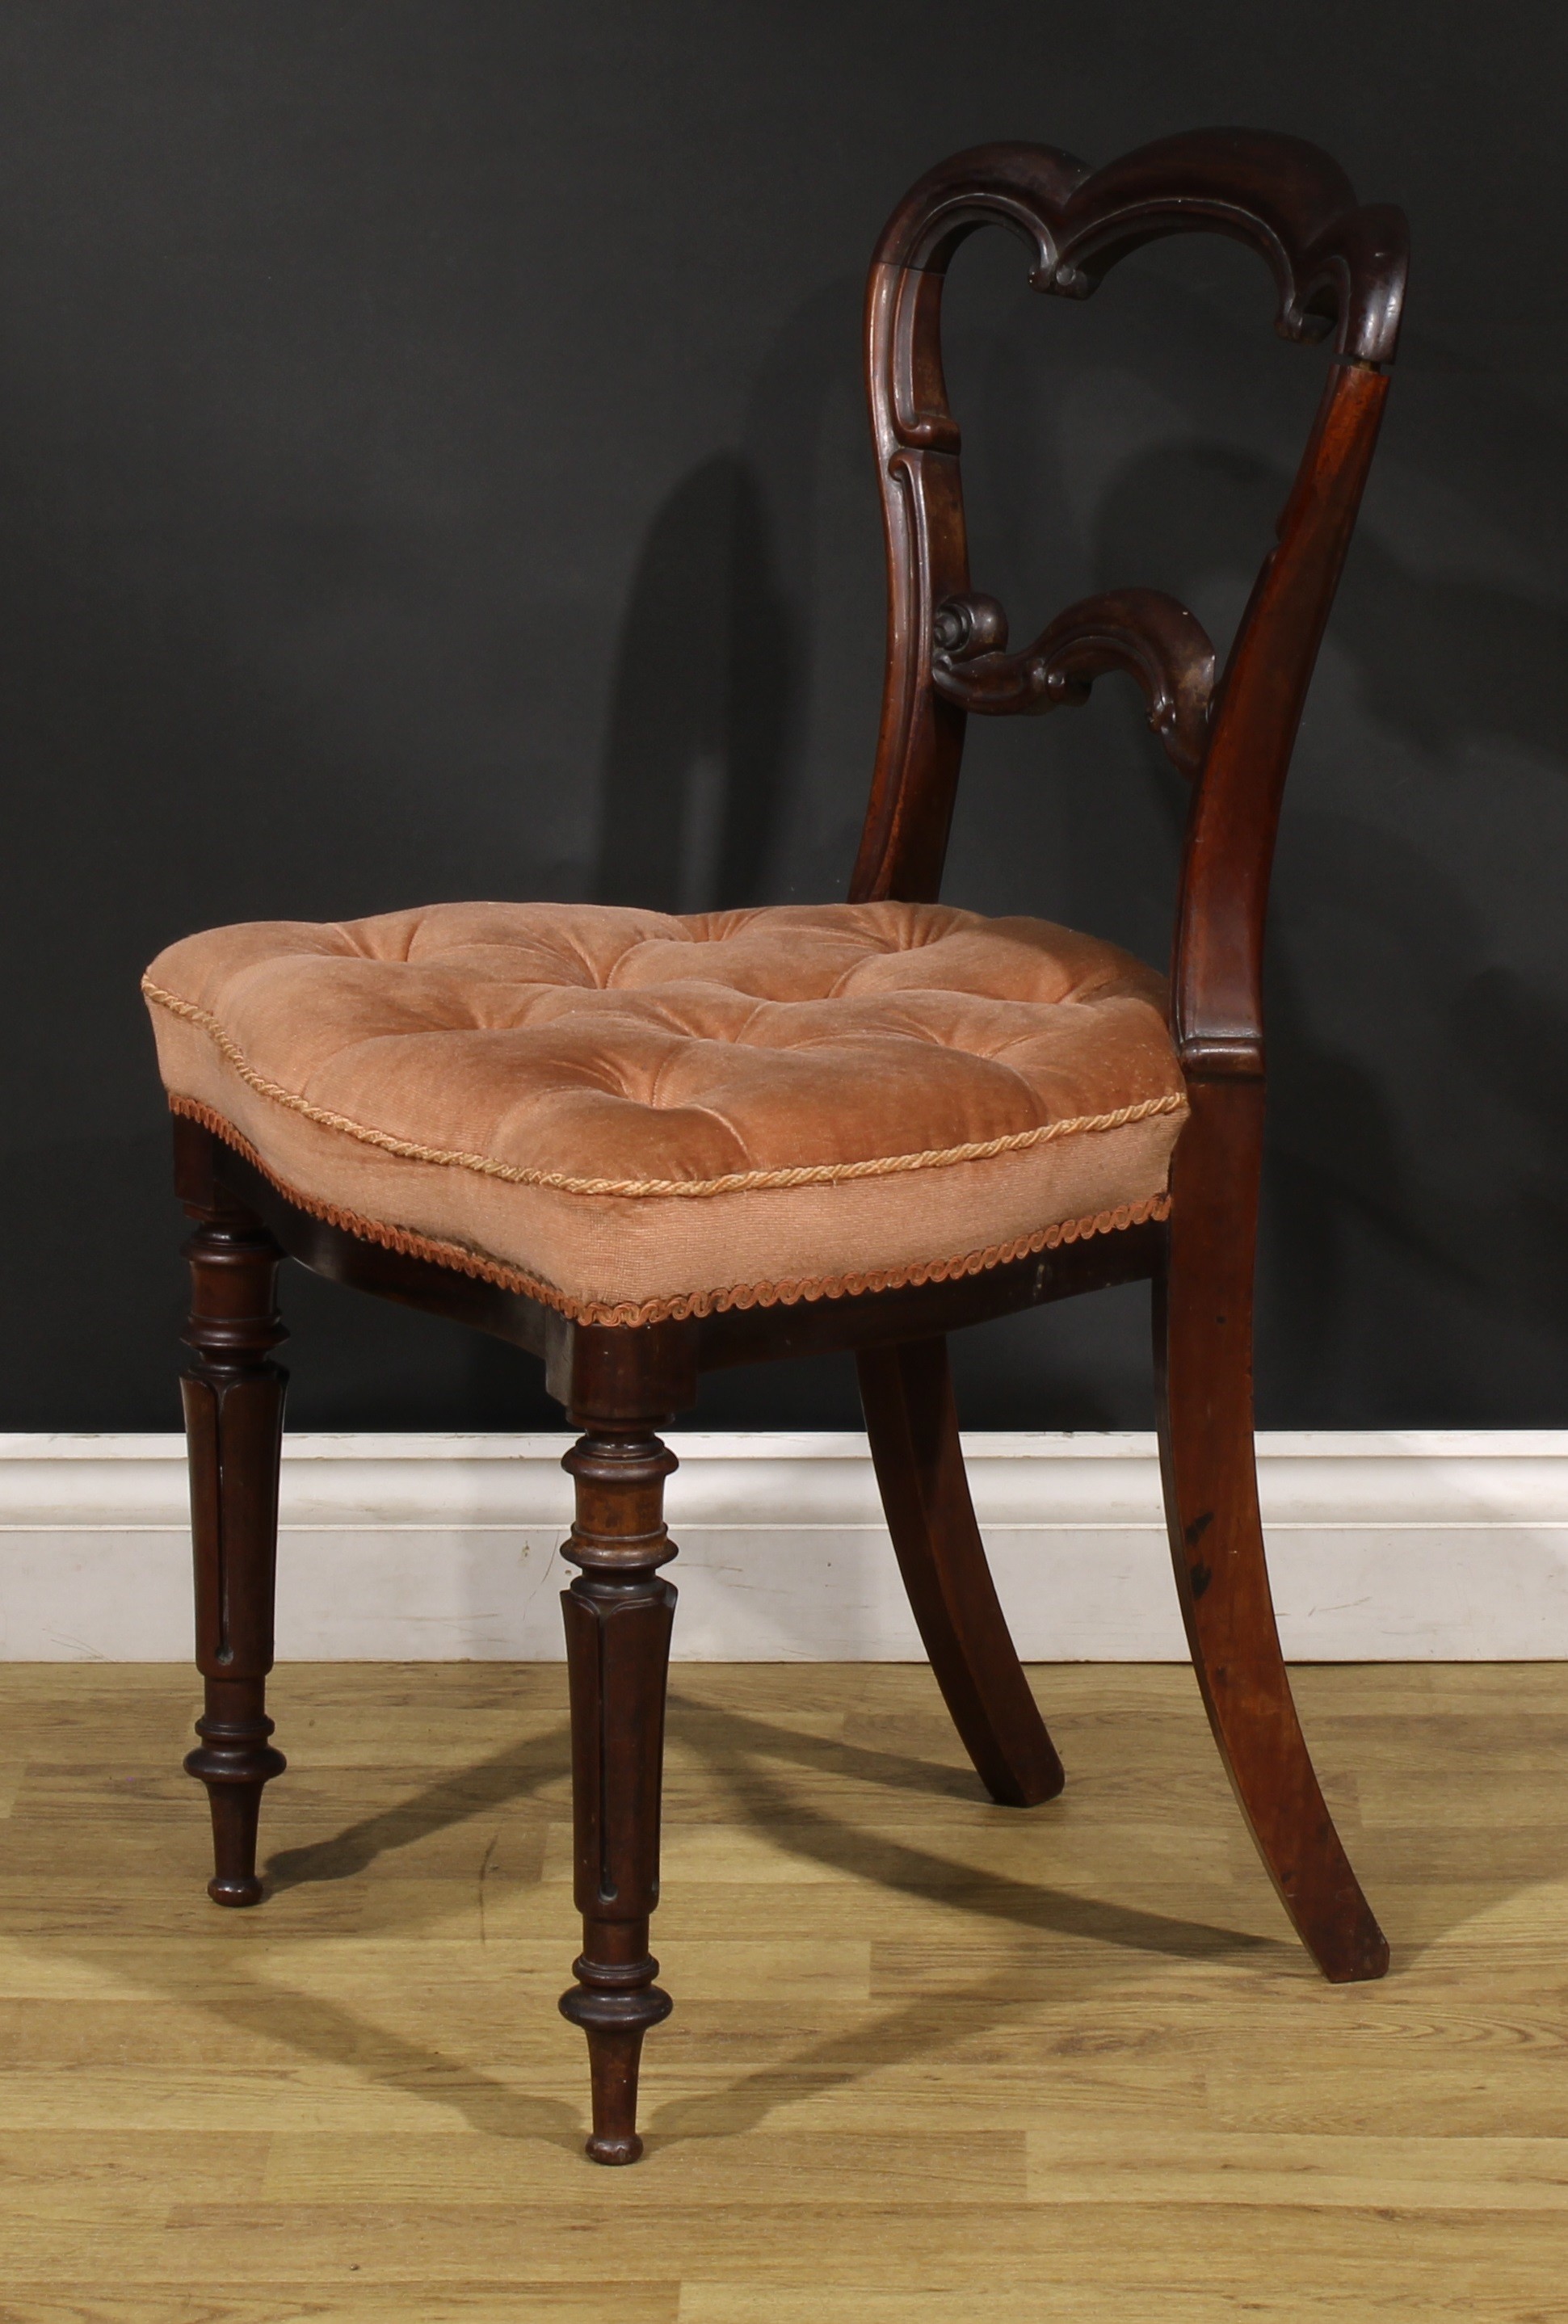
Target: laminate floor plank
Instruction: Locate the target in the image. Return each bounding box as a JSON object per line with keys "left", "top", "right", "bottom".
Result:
{"left": 0, "top": 1660, "right": 1562, "bottom": 2321}
{"left": 0, "top": 2289, "right": 679, "bottom": 2324}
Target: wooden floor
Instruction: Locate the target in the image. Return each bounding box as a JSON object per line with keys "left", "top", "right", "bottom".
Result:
{"left": 0, "top": 1661, "right": 1564, "bottom": 2320}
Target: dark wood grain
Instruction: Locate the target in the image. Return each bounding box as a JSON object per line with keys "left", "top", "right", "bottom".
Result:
{"left": 158, "top": 127, "right": 1407, "bottom": 2159}
{"left": 556, "top": 1423, "right": 679, "bottom": 2164}
{"left": 931, "top": 586, "right": 1215, "bottom": 779}
{"left": 177, "top": 1183, "right": 288, "bottom": 1907}
{"left": 851, "top": 130, "right": 1406, "bottom": 907}
{"left": 1171, "top": 356, "right": 1390, "bottom": 1079}
{"left": 696, "top": 1218, "right": 1163, "bottom": 1369}
{"left": 180, "top": 1117, "right": 551, "bottom": 1359}
{"left": 859, "top": 1338, "right": 1064, "bottom": 1806}
{"left": 1154, "top": 1082, "right": 1388, "bottom": 1979}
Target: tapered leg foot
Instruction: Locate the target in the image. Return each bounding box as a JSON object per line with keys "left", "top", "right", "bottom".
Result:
{"left": 178, "top": 1178, "right": 288, "bottom": 1910}
{"left": 1158, "top": 1082, "right": 1388, "bottom": 1983}
{"left": 557, "top": 1424, "right": 679, "bottom": 2164}
{"left": 185, "top": 1679, "right": 287, "bottom": 1906}
{"left": 860, "top": 1339, "right": 1063, "bottom": 1806}
{"left": 560, "top": 1942, "right": 674, "bottom": 2164}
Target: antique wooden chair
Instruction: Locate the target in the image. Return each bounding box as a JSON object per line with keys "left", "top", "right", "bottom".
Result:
{"left": 143, "top": 129, "right": 1407, "bottom": 2164}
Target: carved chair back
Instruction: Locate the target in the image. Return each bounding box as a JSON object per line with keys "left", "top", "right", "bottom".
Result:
{"left": 152, "top": 130, "right": 1411, "bottom": 2167}
{"left": 851, "top": 128, "right": 1408, "bottom": 1087}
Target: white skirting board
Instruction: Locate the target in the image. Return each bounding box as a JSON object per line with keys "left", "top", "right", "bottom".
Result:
{"left": 0, "top": 1422, "right": 1561, "bottom": 1663}
{"left": 1, "top": 1430, "right": 1566, "bottom": 1662}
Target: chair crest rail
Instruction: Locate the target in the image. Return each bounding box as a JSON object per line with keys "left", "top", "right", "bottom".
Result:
{"left": 851, "top": 128, "right": 1407, "bottom": 1084}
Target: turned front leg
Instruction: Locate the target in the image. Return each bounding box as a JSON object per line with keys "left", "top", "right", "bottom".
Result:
{"left": 557, "top": 1426, "right": 678, "bottom": 2165}
{"left": 180, "top": 1208, "right": 288, "bottom": 1906}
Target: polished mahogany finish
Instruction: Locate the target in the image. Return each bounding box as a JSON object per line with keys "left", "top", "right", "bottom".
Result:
{"left": 851, "top": 128, "right": 1403, "bottom": 910}
{"left": 557, "top": 1423, "right": 679, "bottom": 2165}
{"left": 174, "top": 1137, "right": 289, "bottom": 1907}
{"left": 1157, "top": 1082, "right": 1387, "bottom": 1980}
{"left": 931, "top": 586, "right": 1216, "bottom": 779}
{"left": 860, "top": 1337, "right": 1065, "bottom": 1809}
{"left": 160, "top": 128, "right": 1406, "bottom": 2157}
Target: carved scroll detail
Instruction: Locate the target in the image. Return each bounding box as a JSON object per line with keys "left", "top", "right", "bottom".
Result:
{"left": 931, "top": 588, "right": 1216, "bottom": 780}
{"left": 851, "top": 129, "right": 1407, "bottom": 908}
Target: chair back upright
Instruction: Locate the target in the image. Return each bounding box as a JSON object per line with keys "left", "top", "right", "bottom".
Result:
{"left": 850, "top": 128, "right": 1409, "bottom": 1086}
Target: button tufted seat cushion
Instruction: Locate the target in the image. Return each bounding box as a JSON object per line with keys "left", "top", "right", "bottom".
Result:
{"left": 143, "top": 900, "right": 1188, "bottom": 1324}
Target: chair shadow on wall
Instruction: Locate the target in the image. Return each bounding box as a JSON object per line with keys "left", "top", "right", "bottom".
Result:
{"left": 591, "top": 271, "right": 875, "bottom": 919}
{"left": 465, "top": 452, "right": 797, "bottom": 1418}
{"left": 469, "top": 274, "right": 882, "bottom": 1420}
{"left": 1082, "top": 439, "right": 1568, "bottom": 1416}
{"left": 594, "top": 451, "right": 798, "bottom": 917}
{"left": 465, "top": 446, "right": 811, "bottom": 1419}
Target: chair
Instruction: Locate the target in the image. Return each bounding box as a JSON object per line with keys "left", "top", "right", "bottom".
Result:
{"left": 143, "top": 128, "right": 1408, "bottom": 2164}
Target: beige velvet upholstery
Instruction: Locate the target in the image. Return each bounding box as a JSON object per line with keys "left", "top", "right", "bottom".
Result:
{"left": 143, "top": 900, "right": 1188, "bottom": 1323}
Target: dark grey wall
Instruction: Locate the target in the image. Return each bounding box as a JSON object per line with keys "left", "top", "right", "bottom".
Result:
{"left": 2, "top": 2, "right": 1564, "bottom": 1432}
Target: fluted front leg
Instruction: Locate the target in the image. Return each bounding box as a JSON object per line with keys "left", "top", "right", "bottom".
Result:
{"left": 557, "top": 1426, "right": 678, "bottom": 2165}
{"left": 180, "top": 1208, "right": 288, "bottom": 1907}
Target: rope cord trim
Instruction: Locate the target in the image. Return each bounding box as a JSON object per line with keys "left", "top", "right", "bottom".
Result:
{"left": 169, "top": 1095, "right": 1171, "bottom": 1326}
{"left": 144, "top": 977, "right": 1188, "bottom": 1200}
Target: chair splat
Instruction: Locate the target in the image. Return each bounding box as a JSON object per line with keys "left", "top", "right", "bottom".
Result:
{"left": 931, "top": 585, "right": 1217, "bottom": 780}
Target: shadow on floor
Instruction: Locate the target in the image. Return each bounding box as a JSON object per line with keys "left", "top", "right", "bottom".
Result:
{"left": 35, "top": 1674, "right": 1544, "bottom": 2151}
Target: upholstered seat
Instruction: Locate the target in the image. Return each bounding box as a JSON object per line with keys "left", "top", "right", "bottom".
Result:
{"left": 144, "top": 897, "right": 1187, "bottom": 1323}
{"left": 145, "top": 135, "right": 1406, "bottom": 2169}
